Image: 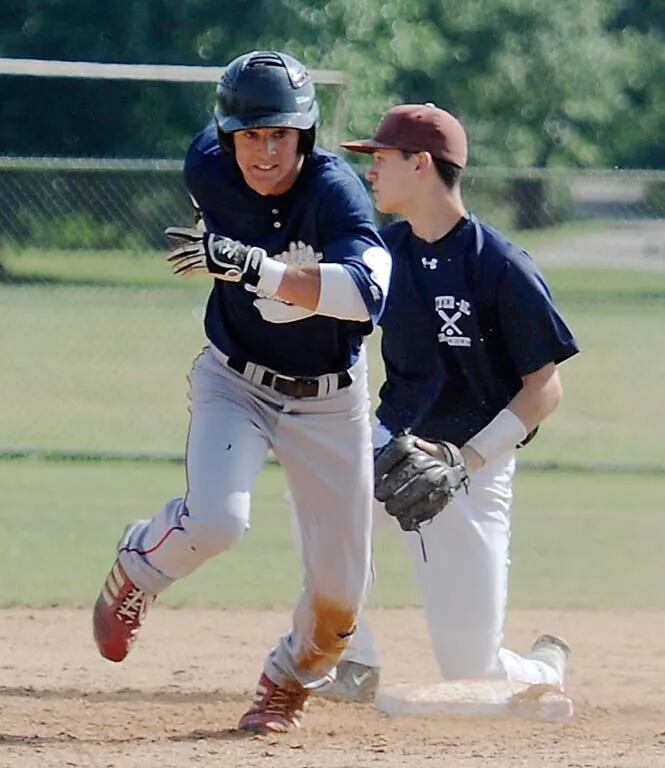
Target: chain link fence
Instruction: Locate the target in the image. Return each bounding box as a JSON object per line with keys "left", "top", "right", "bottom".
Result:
{"left": 2, "top": 157, "right": 664, "bottom": 469}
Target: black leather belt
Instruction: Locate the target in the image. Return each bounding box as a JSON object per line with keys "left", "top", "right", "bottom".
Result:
{"left": 227, "top": 357, "right": 352, "bottom": 399}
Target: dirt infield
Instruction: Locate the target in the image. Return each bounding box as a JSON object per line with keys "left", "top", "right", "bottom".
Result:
{"left": 1, "top": 608, "right": 664, "bottom": 767}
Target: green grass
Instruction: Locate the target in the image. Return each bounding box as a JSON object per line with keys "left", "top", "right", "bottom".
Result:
{"left": 512, "top": 219, "right": 625, "bottom": 251}
{"left": 510, "top": 469, "right": 665, "bottom": 610}
{"left": 2, "top": 247, "right": 185, "bottom": 288}
{"left": 3, "top": 250, "right": 664, "bottom": 464}
{"left": 519, "top": 300, "right": 664, "bottom": 465}
{"left": 544, "top": 265, "right": 665, "bottom": 297}
{"left": 3, "top": 243, "right": 662, "bottom": 615}
{"left": 5, "top": 232, "right": 659, "bottom": 291}
{"left": 2, "top": 459, "right": 663, "bottom": 610}
{"left": 1, "top": 283, "right": 208, "bottom": 452}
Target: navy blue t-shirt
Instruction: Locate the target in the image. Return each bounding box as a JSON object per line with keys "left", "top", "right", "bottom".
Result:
{"left": 184, "top": 122, "right": 390, "bottom": 377}
{"left": 376, "top": 215, "right": 579, "bottom": 446}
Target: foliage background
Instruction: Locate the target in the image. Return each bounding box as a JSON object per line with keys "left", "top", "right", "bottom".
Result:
{"left": 0, "top": 0, "right": 663, "bottom": 168}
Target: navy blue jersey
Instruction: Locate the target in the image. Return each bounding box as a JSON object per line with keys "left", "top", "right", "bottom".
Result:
{"left": 376, "top": 215, "right": 579, "bottom": 446}
{"left": 183, "top": 122, "right": 390, "bottom": 377}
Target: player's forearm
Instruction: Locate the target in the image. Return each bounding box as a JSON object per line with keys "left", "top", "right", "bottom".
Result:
{"left": 273, "top": 264, "right": 320, "bottom": 310}
{"left": 275, "top": 263, "right": 370, "bottom": 321}
{"left": 463, "top": 363, "right": 561, "bottom": 470}
{"left": 507, "top": 362, "right": 562, "bottom": 433}
{"left": 164, "top": 227, "right": 371, "bottom": 320}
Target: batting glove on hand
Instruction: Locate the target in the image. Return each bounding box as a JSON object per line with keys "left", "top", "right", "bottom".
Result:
{"left": 165, "top": 227, "right": 266, "bottom": 287}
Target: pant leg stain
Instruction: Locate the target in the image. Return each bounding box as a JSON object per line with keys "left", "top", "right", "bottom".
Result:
{"left": 296, "top": 594, "right": 357, "bottom": 676}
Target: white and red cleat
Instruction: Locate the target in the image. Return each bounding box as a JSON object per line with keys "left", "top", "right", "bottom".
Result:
{"left": 92, "top": 559, "right": 154, "bottom": 662}
{"left": 238, "top": 672, "right": 309, "bottom": 734}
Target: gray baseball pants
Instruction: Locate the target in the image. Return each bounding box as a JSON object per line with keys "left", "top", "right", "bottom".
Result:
{"left": 119, "top": 344, "right": 374, "bottom": 689}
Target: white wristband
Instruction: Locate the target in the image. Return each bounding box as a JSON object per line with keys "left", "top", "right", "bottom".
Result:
{"left": 256, "top": 257, "right": 287, "bottom": 297}
{"left": 465, "top": 408, "right": 528, "bottom": 464}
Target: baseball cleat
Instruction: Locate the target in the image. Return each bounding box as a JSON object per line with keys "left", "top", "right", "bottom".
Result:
{"left": 313, "top": 660, "right": 380, "bottom": 703}
{"left": 92, "top": 558, "right": 155, "bottom": 662}
{"left": 238, "top": 672, "right": 309, "bottom": 734}
{"left": 527, "top": 633, "right": 570, "bottom": 685}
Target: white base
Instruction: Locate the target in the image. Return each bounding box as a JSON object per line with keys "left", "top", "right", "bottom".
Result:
{"left": 375, "top": 680, "right": 574, "bottom": 723}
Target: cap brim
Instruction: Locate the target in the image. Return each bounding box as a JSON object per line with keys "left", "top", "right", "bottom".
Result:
{"left": 340, "top": 139, "right": 397, "bottom": 154}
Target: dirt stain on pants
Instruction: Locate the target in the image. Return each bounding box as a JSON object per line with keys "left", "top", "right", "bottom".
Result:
{"left": 295, "top": 593, "right": 357, "bottom": 676}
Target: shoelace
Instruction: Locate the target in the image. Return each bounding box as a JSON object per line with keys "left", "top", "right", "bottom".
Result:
{"left": 116, "top": 587, "right": 148, "bottom": 624}
{"left": 258, "top": 685, "right": 307, "bottom": 718}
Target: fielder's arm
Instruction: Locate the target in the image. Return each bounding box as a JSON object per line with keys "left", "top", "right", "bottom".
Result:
{"left": 416, "top": 362, "right": 562, "bottom": 473}
{"left": 462, "top": 362, "right": 562, "bottom": 472}
{"left": 505, "top": 362, "right": 562, "bottom": 433}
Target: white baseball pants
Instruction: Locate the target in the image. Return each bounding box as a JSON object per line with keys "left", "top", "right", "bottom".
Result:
{"left": 344, "top": 448, "right": 564, "bottom": 686}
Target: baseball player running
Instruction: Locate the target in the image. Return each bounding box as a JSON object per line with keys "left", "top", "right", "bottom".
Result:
{"left": 317, "top": 104, "right": 579, "bottom": 701}
{"left": 92, "top": 51, "right": 391, "bottom": 734}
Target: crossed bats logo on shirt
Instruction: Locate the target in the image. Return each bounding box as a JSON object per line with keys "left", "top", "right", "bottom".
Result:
{"left": 435, "top": 295, "right": 472, "bottom": 347}
{"left": 439, "top": 309, "right": 463, "bottom": 335}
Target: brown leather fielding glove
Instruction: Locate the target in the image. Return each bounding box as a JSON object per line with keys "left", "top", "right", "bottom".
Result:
{"left": 374, "top": 433, "right": 468, "bottom": 533}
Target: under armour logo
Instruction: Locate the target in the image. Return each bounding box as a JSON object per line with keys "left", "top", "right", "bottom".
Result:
{"left": 421, "top": 257, "right": 438, "bottom": 270}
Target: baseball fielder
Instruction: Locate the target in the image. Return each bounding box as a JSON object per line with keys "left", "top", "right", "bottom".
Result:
{"left": 92, "top": 51, "right": 391, "bottom": 734}
{"left": 317, "top": 104, "right": 579, "bottom": 701}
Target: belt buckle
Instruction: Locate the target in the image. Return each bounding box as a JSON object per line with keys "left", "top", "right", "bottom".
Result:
{"left": 273, "top": 373, "right": 296, "bottom": 387}
{"left": 273, "top": 373, "right": 317, "bottom": 398}
{"left": 273, "top": 373, "right": 297, "bottom": 397}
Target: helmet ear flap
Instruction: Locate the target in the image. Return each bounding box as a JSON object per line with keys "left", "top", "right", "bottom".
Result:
{"left": 217, "top": 126, "right": 235, "bottom": 155}
{"left": 298, "top": 127, "right": 316, "bottom": 155}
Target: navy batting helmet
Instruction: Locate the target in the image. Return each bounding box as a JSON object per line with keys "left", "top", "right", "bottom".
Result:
{"left": 215, "top": 51, "right": 319, "bottom": 133}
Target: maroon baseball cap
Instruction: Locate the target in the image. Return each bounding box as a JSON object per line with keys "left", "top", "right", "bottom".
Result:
{"left": 341, "top": 103, "right": 468, "bottom": 168}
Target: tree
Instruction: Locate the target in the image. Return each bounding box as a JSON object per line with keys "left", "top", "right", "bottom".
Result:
{"left": 0, "top": 0, "right": 660, "bottom": 173}
{"left": 0, "top": 0, "right": 305, "bottom": 156}
{"left": 278, "top": 0, "right": 636, "bottom": 225}
{"left": 282, "top": 0, "right": 631, "bottom": 168}
{"left": 603, "top": 0, "right": 665, "bottom": 168}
